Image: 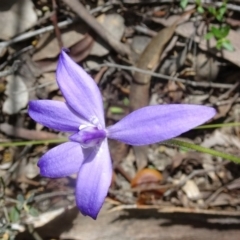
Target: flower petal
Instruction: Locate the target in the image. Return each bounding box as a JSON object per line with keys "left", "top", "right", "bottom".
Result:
{"left": 29, "top": 100, "right": 87, "bottom": 132}
{"left": 38, "top": 142, "right": 85, "bottom": 178}
{"left": 75, "top": 140, "right": 112, "bottom": 219}
{"left": 56, "top": 50, "right": 105, "bottom": 126}
{"left": 107, "top": 104, "right": 216, "bottom": 145}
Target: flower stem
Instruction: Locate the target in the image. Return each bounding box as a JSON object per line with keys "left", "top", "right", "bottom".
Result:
{"left": 196, "top": 122, "right": 240, "bottom": 129}
{"left": 166, "top": 139, "right": 240, "bottom": 164}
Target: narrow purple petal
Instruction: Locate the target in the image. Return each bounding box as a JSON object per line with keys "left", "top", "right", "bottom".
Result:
{"left": 56, "top": 51, "right": 105, "bottom": 126}
{"left": 29, "top": 100, "right": 87, "bottom": 132}
{"left": 107, "top": 105, "right": 216, "bottom": 145}
{"left": 38, "top": 142, "right": 85, "bottom": 178}
{"left": 75, "top": 140, "right": 112, "bottom": 219}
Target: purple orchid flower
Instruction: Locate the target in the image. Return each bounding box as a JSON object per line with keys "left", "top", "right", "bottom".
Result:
{"left": 28, "top": 50, "right": 216, "bottom": 219}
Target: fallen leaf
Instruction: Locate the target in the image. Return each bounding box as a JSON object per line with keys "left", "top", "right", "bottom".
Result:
{"left": 33, "top": 23, "right": 88, "bottom": 61}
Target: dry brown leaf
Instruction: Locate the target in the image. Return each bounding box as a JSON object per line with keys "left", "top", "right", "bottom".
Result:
{"left": 33, "top": 23, "right": 89, "bottom": 61}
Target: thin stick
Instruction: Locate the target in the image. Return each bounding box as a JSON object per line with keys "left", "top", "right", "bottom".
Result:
{"left": 51, "top": 0, "right": 63, "bottom": 49}
{"left": 0, "top": 61, "right": 20, "bottom": 77}
{"left": 100, "top": 62, "right": 234, "bottom": 89}
{"left": 0, "top": 3, "right": 109, "bottom": 48}
{"left": 0, "top": 18, "right": 75, "bottom": 48}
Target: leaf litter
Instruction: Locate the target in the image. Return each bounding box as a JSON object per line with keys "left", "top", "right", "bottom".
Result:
{"left": 0, "top": 0, "right": 240, "bottom": 239}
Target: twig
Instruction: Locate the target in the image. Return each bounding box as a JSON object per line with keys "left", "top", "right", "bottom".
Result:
{"left": 0, "top": 3, "right": 109, "bottom": 49}
{"left": 51, "top": 0, "right": 63, "bottom": 49}
{"left": 0, "top": 45, "right": 33, "bottom": 71}
{"left": 27, "top": 224, "right": 43, "bottom": 240}
{"left": 0, "top": 18, "right": 75, "bottom": 48}
{"left": 163, "top": 165, "right": 225, "bottom": 198}
{"left": 34, "top": 190, "right": 74, "bottom": 202}
{"left": 0, "top": 61, "right": 20, "bottom": 77}
{"left": 218, "top": 82, "right": 240, "bottom": 101}
{"left": 100, "top": 62, "right": 234, "bottom": 89}
{"left": 0, "top": 123, "right": 60, "bottom": 140}
{"left": 62, "top": 0, "right": 131, "bottom": 57}
{"left": 14, "top": 61, "right": 234, "bottom": 94}
{"left": 204, "top": 186, "right": 226, "bottom": 206}
{"left": 108, "top": 203, "right": 240, "bottom": 216}
{"left": 134, "top": 25, "right": 157, "bottom": 37}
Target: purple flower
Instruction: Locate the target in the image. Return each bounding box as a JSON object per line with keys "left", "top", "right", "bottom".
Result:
{"left": 28, "top": 50, "right": 216, "bottom": 219}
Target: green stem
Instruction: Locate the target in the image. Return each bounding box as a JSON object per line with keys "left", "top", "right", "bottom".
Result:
{"left": 196, "top": 122, "right": 240, "bottom": 129}
{"left": 166, "top": 139, "right": 240, "bottom": 164}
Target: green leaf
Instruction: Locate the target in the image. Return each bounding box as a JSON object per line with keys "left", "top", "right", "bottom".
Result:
{"left": 210, "top": 26, "right": 230, "bottom": 40}
{"left": 110, "top": 106, "right": 124, "bottom": 114}
{"left": 218, "top": 4, "right": 227, "bottom": 17}
{"left": 195, "top": 0, "right": 201, "bottom": 5}
{"left": 17, "top": 194, "right": 25, "bottom": 203}
{"left": 16, "top": 201, "right": 23, "bottom": 211}
{"left": 219, "top": 25, "right": 230, "bottom": 38}
{"left": 208, "top": 6, "right": 217, "bottom": 16}
{"left": 9, "top": 207, "right": 20, "bottom": 222}
{"left": 123, "top": 97, "right": 130, "bottom": 106}
{"left": 216, "top": 40, "right": 223, "bottom": 50}
{"left": 222, "top": 40, "right": 234, "bottom": 51}
{"left": 210, "top": 26, "right": 222, "bottom": 39}
{"left": 197, "top": 6, "right": 205, "bottom": 14}
{"left": 28, "top": 207, "right": 39, "bottom": 217}
{"left": 26, "top": 193, "right": 35, "bottom": 204}
{"left": 205, "top": 32, "right": 214, "bottom": 40}
{"left": 180, "top": 0, "right": 189, "bottom": 9}
{"left": 166, "top": 139, "right": 240, "bottom": 164}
